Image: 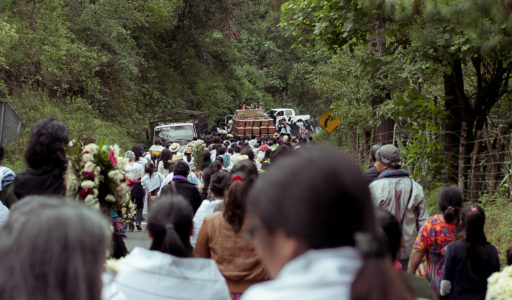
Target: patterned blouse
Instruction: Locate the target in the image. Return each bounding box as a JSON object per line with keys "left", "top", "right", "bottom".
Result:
{"left": 413, "top": 214, "right": 457, "bottom": 294}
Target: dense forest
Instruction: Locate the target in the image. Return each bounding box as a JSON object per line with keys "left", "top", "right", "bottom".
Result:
{"left": 0, "top": 0, "right": 332, "bottom": 167}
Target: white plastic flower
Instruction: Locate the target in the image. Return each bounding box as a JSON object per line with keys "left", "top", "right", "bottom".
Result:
{"left": 111, "top": 144, "right": 121, "bottom": 157}
{"left": 108, "top": 170, "right": 124, "bottom": 183}
{"left": 84, "top": 194, "right": 97, "bottom": 206}
{"left": 486, "top": 266, "right": 512, "bottom": 300}
{"left": 81, "top": 180, "right": 95, "bottom": 190}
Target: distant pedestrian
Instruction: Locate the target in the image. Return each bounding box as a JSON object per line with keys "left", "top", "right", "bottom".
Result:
{"left": 369, "top": 144, "right": 428, "bottom": 270}
{"left": 160, "top": 161, "right": 202, "bottom": 213}
{"left": 362, "top": 144, "right": 381, "bottom": 183}
{"left": 125, "top": 150, "right": 144, "bottom": 231}
{"left": 441, "top": 204, "right": 500, "bottom": 299}
{"left": 408, "top": 186, "right": 463, "bottom": 295}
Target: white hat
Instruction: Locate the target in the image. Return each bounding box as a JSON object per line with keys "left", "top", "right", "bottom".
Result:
{"left": 171, "top": 153, "right": 184, "bottom": 162}
{"left": 170, "top": 143, "right": 180, "bottom": 152}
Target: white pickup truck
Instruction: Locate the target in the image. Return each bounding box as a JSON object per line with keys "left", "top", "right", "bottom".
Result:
{"left": 266, "top": 108, "right": 310, "bottom": 124}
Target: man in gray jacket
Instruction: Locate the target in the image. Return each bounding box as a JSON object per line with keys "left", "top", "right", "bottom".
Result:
{"left": 369, "top": 144, "right": 428, "bottom": 271}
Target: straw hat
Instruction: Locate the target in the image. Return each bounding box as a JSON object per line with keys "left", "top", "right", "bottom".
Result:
{"left": 171, "top": 153, "right": 184, "bottom": 162}
{"left": 169, "top": 143, "right": 180, "bottom": 152}
{"left": 273, "top": 132, "right": 280, "bottom": 139}
{"left": 184, "top": 146, "right": 192, "bottom": 154}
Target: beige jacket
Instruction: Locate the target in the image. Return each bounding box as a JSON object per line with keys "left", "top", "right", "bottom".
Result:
{"left": 370, "top": 172, "right": 428, "bottom": 260}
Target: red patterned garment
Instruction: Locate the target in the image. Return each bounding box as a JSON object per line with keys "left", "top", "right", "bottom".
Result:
{"left": 413, "top": 214, "right": 457, "bottom": 294}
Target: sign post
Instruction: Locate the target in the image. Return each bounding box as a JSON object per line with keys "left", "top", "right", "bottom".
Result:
{"left": 318, "top": 109, "right": 341, "bottom": 144}
{"left": 0, "top": 101, "right": 26, "bottom": 147}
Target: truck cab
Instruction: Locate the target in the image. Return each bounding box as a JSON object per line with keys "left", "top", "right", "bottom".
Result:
{"left": 148, "top": 110, "right": 207, "bottom": 147}
{"left": 267, "top": 108, "right": 310, "bottom": 125}
{"left": 153, "top": 123, "right": 196, "bottom": 146}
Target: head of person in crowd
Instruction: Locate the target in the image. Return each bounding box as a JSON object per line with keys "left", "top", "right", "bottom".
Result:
{"left": 0, "top": 197, "right": 109, "bottom": 300}
{"left": 125, "top": 150, "right": 136, "bottom": 162}
{"left": 228, "top": 147, "right": 234, "bottom": 155}
{"left": 147, "top": 195, "right": 193, "bottom": 257}
{"left": 201, "top": 149, "right": 211, "bottom": 171}
{"left": 173, "top": 161, "right": 190, "bottom": 177}
{"left": 163, "top": 141, "right": 171, "bottom": 149}
{"left": 233, "top": 144, "right": 240, "bottom": 154}
{"left": 213, "top": 136, "right": 222, "bottom": 145}
{"left": 507, "top": 246, "right": 512, "bottom": 266}
{"left": 374, "top": 144, "right": 401, "bottom": 173}
{"left": 270, "top": 144, "right": 293, "bottom": 164}
{"left": 210, "top": 171, "right": 231, "bottom": 200}
{"left": 25, "top": 118, "right": 69, "bottom": 170}
{"left": 240, "top": 146, "right": 255, "bottom": 161}
{"left": 151, "top": 153, "right": 158, "bottom": 165}
{"left": 132, "top": 144, "right": 145, "bottom": 162}
{"left": 375, "top": 209, "right": 401, "bottom": 262}
{"left": 201, "top": 160, "right": 223, "bottom": 199}
{"left": 160, "top": 149, "right": 172, "bottom": 171}
{"left": 438, "top": 186, "right": 463, "bottom": 224}
{"left": 460, "top": 204, "right": 488, "bottom": 275}
{"left": 145, "top": 162, "right": 156, "bottom": 178}
{"left": 369, "top": 144, "right": 382, "bottom": 164}
{"left": 215, "top": 156, "right": 224, "bottom": 166}
{"left": 223, "top": 160, "right": 258, "bottom": 233}
{"left": 246, "top": 146, "right": 415, "bottom": 299}
{"left": 217, "top": 146, "right": 226, "bottom": 156}
{"left": 154, "top": 138, "right": 163, "bottom": 146}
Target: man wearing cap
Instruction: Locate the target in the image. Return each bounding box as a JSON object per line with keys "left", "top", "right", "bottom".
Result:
{"left": 369, "top": 144, "right": 428, "bottom": 271}
{"left": 362, "top": 144, "right": 381, "bottom": 183}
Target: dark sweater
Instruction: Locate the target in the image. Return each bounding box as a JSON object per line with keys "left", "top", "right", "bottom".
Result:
{"left": 443, "top": 239, "right": 500, "bottom": 300}
{"left": 14, "top": 166, "right": 66, "bottom": 200}
{"left": 161, "top": 179, "right": 202, "bottom": 213}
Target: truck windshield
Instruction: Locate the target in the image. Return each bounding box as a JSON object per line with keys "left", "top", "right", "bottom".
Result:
{"left": 154, "top": 125, "right": 194, "bottom": 143}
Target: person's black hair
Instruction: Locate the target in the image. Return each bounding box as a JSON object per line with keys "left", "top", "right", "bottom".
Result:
{"left": 145, "top": 162, "right": 156, "bottom": 178}
{"left": 247, "top": 146, "right": 415, "bottom": 300}
{"left": 160, "top": 149, "right": 172, "bottom": 171}
{"left": 163, "top": 141, "right": 171, "bottom": 149}
{"left": 215, "top": 156, "right": 224, "bottom": 165}
{"left": 213, "top": 136, "right": 221, "bottom": 144}
{"left": 438, "top": 186, "right": 463, "bottom": 223}
{"left": 131, "top": 144, "right": 145, "bottom": 161}
{"left": 375, "top": 209, "right": 401, "bottom": 261}
{"left": 201, "top": 160, "right": 223, "bottom": 199}
{"left": 201, "top": 150, "right": 211, "bottom": 171}
{"left": 228, "top": 147, "right": 234, "bottom": 155}
{"left": 151, "top": 153, "right": 158, "bottom": 166}
{"left": 223, "top": 160, "right": 258, "bottom": 232}
{"left": 506, "top": 246, "right": 512, "bottom": 266}
{"left": 240, "top": 146, "right": 254, "bottom": 161}
{"left": 217, "top": 146, "right": 226, "bottom": 155}
{"left": 270, "top": 144, "right": 293, "bottom": 164}
{"left": 251, "top": 134, "right": 256, "bottom": 139}
{"left": 173, "top": 161, "right": 190, "bottom": 177}
{"left": 370, "top": 144, "right": 382, "bottom": 162}
{"left": 460, "top": 204, "right": 488, "bottom": 276}
{"left": 24, "top": 119, "right": 69, "bottom": 170}
{"left": 210, "top": 171, "right": 231, "bottom": 198}
{"left": 0, "top": 144, "right": 4, "bottom": 162}
{"left": 224, "top": 141, "right": 230, "bottom": 147}
{"left": 233, "top": 144, "right": 240, "bottom": 153}
{"left": 147, "top": 195, "right": 193, "bottom": 258}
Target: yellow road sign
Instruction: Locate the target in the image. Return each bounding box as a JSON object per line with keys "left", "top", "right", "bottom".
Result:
{"left": 318, "top": 109, "right": 341, "bottom": 134}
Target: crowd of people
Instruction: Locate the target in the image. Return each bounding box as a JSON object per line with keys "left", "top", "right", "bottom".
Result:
{"left": 0, "top": 118, "right": 508, "bottom": 300}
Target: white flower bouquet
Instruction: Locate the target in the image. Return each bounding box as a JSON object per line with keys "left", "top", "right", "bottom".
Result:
{"left": 486, "top": 265, "right": 512, "bottom": 300}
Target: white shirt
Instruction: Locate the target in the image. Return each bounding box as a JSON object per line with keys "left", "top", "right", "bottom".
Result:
{"left": 141, "top": 173, "right": 163, "bottom": 193}
{"left": 125, "top": 162, "right": 143, "bottom": 180}
{"left": 157, "top": 172, "right": 174, "bottom": 197}
{"left": 157, "top": 161, "right": 170, "bottom": 177}
{"left": 0, "top": 202, "right": 9, "bottom": 228}
{"left": 190, "top": 199, "right": 223, "bottom": 247}
{"left": 105, "top": 247, "right": 230, "bottom": 300}
{"left": 242, "top": 247, "right": 362, "bottom": 300}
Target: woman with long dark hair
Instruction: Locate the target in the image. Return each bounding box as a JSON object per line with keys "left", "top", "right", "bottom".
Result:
{"left": 108, "top": 195, "right": 230, "bottom": 300}
{"left": 440, "top": 204, "right": 499, "bottom": 299}
{"left": 242, "top": 146, "right": 415, "bottom": 300}
{"left": 141, "top": 163, "right": 163, "bottom": 213}
{"left": 158, "top": 148, "right": 172, "bottom": 177}
{"left": 0, "top": 197, "right": 109, "bottom": 300}
{"left": 14, "top": 119, "right": 69, "bottom": 200}
{"left": 408, "top": 186, "right": 463, "bottom": 295}
{"left": 194, "top": 160, "right": 270, "bottom": 297}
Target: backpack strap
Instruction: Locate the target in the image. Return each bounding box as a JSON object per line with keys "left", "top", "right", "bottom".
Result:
{"left": 400, "top": 178, "right": 414, "bottom": 228}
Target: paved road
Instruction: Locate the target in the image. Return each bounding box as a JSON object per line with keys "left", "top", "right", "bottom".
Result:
{"left": 123, "top": 213, "right": 152, "bottom": 251}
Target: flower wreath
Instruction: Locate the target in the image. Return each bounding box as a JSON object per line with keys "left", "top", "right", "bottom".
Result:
{"left": 66, "top": 141, "right": 135, "bottom": 215}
